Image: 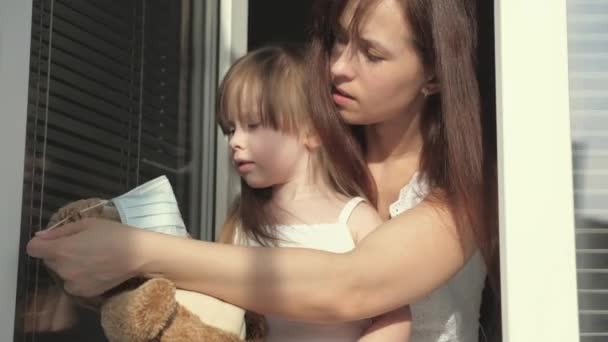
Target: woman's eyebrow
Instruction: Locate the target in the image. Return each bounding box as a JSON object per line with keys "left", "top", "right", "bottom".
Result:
{"left": 359, "top": 37, "right": 392, "bottom": 55}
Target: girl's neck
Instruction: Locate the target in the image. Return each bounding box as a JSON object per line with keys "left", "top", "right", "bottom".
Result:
{"left": 271, "top": 155, "right": 334, "bottom": 204}
{"left": 365, "top": 111, "right": 423, "bottom": 166}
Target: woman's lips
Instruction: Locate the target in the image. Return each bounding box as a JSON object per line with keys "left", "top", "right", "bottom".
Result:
{"left": 332, "top": 86, "right": 355, "bottom": 106}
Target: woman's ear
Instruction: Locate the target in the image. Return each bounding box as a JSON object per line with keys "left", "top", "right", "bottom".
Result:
{"left": 421, "top": 76, "right": 440, "bottom": 97}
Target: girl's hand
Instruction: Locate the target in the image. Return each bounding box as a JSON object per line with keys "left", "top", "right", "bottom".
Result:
{"left": 26, "top": 218, "right": 153, "bottom": 297}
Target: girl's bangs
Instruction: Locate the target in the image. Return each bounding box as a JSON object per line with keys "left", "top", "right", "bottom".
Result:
{"left": 218, "top": 68, "right": 268, "bottom": 131}
{"left": 217, "top": 45, "right": 311, "bottom": 138}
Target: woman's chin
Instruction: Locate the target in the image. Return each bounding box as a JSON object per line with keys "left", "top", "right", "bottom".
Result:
{"left": 338, "top": 109, "right": 374, "bottom": 126}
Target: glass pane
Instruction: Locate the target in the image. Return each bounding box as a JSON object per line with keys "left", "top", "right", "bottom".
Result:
{"left": 568, "top": 0, "right": 608, "bottom": 339}
{"left": 13, "top": 0, "right": 199, "bottom": 340}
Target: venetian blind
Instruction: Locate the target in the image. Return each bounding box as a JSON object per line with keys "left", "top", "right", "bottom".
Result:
{"left": 568, "top": 0, "right": 608, "bottom": 341}
{"left": 16, "top": 0, "right": 194, "bottom": 340}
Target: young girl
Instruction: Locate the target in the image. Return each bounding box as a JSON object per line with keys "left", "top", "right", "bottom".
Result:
{"left": 216, "top": 45, "right": 411, "bottom": 341}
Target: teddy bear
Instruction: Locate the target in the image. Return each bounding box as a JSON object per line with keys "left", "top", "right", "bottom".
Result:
{"left": 44, "top": 196, "right": 258, "bottom": 341}
{"left": 44, "top": 174, "right": 269, "bottom": 342}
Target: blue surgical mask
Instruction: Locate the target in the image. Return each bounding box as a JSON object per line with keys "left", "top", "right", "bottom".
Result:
{"left": 110, "top": 175, "right": 188, "bottom": 237}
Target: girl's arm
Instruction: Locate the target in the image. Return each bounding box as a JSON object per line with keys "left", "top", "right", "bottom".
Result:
{"left": 359, "top": 306, "right": 411, "bottom": 341}
{"left": 143, "top": 199, "right": 476, "bottom": 322}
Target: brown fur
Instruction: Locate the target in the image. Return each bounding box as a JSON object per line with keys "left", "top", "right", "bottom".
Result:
{"left": 46, "top": 198, "right": 245, "bottom": 342}
{"left": 101, "top": 278, "right": 242, "bottom": 342}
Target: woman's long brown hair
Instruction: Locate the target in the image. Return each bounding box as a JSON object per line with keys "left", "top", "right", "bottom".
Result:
{"left": 217, "top": 46, "right": 376, "bottom": 247}
{"left": 308, "top": 0, "right": 500, "bottom": 338}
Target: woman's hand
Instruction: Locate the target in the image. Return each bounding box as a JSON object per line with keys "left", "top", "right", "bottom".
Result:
{"left": 26, "top": 218, "right": 153, "bottom": 297}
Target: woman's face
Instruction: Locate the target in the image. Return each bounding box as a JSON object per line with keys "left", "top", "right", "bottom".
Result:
{"left": 330, "top": 0, "right": 430, "bottom": 125}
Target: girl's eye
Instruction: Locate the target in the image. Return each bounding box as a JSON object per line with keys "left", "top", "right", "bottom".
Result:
{"left": 223, "top": 127, "right": 235, "bottom": 136}
{"left": 247, "top": 123, "right": 261, "bottom": 130}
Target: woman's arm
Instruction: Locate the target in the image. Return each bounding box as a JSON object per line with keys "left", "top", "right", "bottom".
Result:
{"left": 27, "top": 200, "right": 475, "bottom": 323}
{"left": 142, "top": 200, "right": 476, "bottom": 322}
{"left": 348, "top": 202, "right": 411, "bottom": 341}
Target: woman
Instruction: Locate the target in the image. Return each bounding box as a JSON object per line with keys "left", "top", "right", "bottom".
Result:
{"left": 28, "top": 0, "right": 499, "bottom": 340}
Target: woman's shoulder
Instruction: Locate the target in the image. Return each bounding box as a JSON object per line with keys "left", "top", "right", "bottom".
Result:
{"left": 389, "top": 199, "right": 477, "bottom": 258}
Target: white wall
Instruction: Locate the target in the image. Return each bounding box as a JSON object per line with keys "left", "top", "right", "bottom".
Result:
{"left": 0, "top": 0, "right": 33, "bottom": 340}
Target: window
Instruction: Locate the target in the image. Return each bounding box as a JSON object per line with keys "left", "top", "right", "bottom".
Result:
{"left": 12, "top": 0, "right": 218, "bottom": 340}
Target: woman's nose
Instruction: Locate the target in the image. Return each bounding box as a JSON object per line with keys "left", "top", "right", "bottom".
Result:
{"left": 330, "top": 47, "right": 356, "bottom": 82}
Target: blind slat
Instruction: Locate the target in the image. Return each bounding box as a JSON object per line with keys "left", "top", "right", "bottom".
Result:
{"left": 568, "top": 0, "right": 608, "bottom": 336}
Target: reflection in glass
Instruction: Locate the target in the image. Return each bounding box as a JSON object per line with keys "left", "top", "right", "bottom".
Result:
{"left": 14, "top": 0, "right": 196, "bottom": 340}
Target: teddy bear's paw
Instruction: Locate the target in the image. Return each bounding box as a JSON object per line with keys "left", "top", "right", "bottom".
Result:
{"left": 101, "top": 278, "right": 178, "bottom": 342}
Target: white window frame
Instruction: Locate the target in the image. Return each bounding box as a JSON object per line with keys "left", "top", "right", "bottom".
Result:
{"left": 0, "top": 0, "right": 32, "bottom": 340}
{"left": 495, "top": 0, "right": 580, "bottom": 340}
{"left": 214, "top": 0, "right": 248, "bottom": 237}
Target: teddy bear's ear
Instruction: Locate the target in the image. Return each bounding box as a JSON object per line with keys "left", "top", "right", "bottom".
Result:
{"left": 45, "top": 198, "right": 110, "bottom": 229}
{"left": 46, "top": 212, "right": 63, "bottom": 229}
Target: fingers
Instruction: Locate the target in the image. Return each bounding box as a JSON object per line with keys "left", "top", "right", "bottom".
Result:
{"left": 27, "top": 220, "right": 89, "bottom": 259}
{"left": 36, "top": 220, "right": 88, "bottom": 240}
{"left": 26, "top": 236, "right": 58, "bottom": 260}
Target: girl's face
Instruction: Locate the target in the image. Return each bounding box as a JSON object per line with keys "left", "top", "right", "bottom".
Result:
{"left": 226, "top": 115, "right": 309, "bottom": 189}
{"left": 330, "top": 0, "right": 430, "bottom": 125}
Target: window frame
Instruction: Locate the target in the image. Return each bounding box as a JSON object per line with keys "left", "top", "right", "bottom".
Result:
{"left": 214, "top": 0, "right": 249, "bottom": 237}
{"left": 0, "top": 0, "right": 32, "bottom": 340}
{"left": 495, "top": 0, "right": 580, "bottom": 340}
{"left": 191, "top": 0, "right": 223, "bottom": 240}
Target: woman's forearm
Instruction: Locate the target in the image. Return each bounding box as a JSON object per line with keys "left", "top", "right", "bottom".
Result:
{"left": 138, "top": 202, "right": 470, "bottom": 323}
{"left": 140, "top": 234, "right": 359, "bottom": 322}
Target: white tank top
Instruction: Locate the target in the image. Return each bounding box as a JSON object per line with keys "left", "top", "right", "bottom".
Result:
{"left": 237, "top": 197, "right": 371, "bottom": 342}
{"left": 389, "top": 172, "right": 487, "bottom": 342}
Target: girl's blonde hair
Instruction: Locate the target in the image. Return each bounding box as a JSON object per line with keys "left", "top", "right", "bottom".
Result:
{"left": 217, "top": 45, "right": 376, "bottom": 246}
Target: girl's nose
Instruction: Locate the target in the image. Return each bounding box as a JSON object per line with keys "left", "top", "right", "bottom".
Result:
{"left": 228, "top": 129, "right": 245, "bottom": 150}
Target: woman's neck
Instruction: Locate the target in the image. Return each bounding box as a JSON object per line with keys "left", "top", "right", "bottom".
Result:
{"left": 365, "top": 112, "right": 423, "bottom": 166}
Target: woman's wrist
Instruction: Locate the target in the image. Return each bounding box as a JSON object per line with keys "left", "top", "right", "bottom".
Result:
{"left": 131, "top": 229, "right": 169, "bottom": 279}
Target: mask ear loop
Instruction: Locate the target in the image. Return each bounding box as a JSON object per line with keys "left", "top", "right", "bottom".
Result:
{"left": 45, "top": 199, "right": 110, "bottom": 231}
